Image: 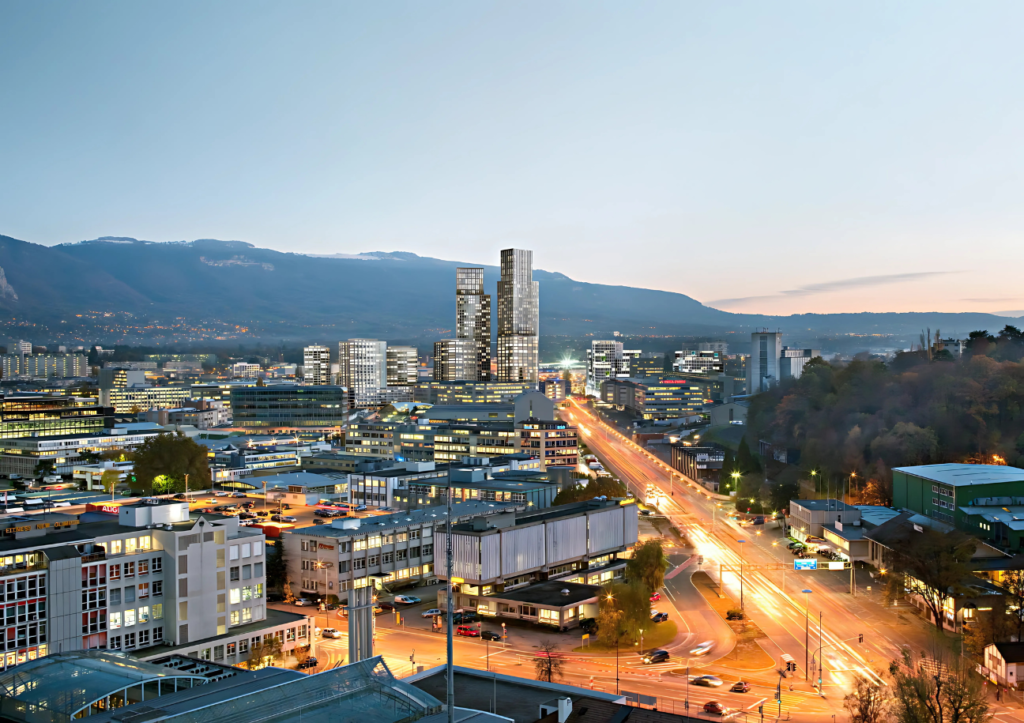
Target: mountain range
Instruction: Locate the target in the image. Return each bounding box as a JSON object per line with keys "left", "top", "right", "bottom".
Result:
{"left": 0, "top": 233, "right": 1018, "bottom": 346}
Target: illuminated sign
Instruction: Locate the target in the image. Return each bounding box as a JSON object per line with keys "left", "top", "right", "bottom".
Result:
{"left": 828, "top": 561, "right": 846, "bottom": 571}
{"left": 794, "top": 559, "right": 818, "bottom": 571}
{"left": 317, "top": 543, "right": 335, "bottom": 550}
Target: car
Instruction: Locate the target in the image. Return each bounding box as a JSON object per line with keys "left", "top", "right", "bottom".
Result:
{"left": 451, "top": 612, "right": 477, "bottom": 624}
{"left": 689, "top": 641, "right": 715, "bottom": 656}
{"left": 239, "top": 511, "right": 256, "bottom": 519}
{"left": 256, "top": 510, "right": 270, "bottom": 516}
{"left": 271, "top": 514, "right": 298, "bottom": 523}
{"left": 649, "top": 592, "right": 661, "bottom": 602}
{"left": 196, "top": 508, "right": 215, "bottom": 514}
{"left": 377, "top": 601, "right": 395, "bottom": 612}
{"left": 787, "top": 541, "right": 804, "bottom": 549}
{"left": 481, "top": 630, "right": 501, "bottom": 641}
{"left": 294, "top": 598, "right": 316, "bottom": 607}
{"left": 650, "top": 612, "right": 669, "bottom": 623}
{"left": 703, "top": 702, "right": 724, "bottom": 715}
{"left": 691, "top": 675, "right": 723, "bottom": 688}
{"left": 640, "top": 509, "right": 652, "bottom": 516}
{"left": 422, "top": 608, "right": 443, "bottom": 618}
{"left": 393, "top": 595, "right": 421, "bottom": 604}
{"left": 321, "top": 627, "right": 342, "bottom": 638}
{"left": 214, "top": 504, "right": 237, "bottom": 512}
{"left": 297, "top": 656, "right": 319, "bottom": 670}
{"left": 242, "top": 501, "right": 255, "bottom": 509}
{"left": 641, "top": 649, "right": 670, "bottom": 665}
{"left": 455, "top": 625, "right": 480, "bottom": 637}
{"left": 730, "top": 681, "right": 751, "bottom": 693}
{"left": 313, "top": 519, "right": 325, "bottom": 525}
{"left": 232, "top": 492, "right": 247, "bottom": 498}
{"left": 354, "top": 505, "right": 368, "bottom": 512}
{"left": 173, "top": 493, "right": 188, "bottom": 500}
{"left": 214, "top": 491, "right": 230, "bottom": 497}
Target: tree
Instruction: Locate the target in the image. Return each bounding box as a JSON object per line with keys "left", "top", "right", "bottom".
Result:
{"left": 625, "top": 540, "right": 669, "bottom": 595}
{"left": 534, "top": 641, "right": 565, "bottom": 683}
{"left": 552, "top": 477, "right": 626, "bottom": 505}
{"left": 132, "top": 432, "right": 211, "bottom": 493}
{"left": 888, "top": 649, "right": 991, "bottom": 723}
{"left": 598, "top": 581, "right": 649, "bottom": 645}
{"left": 100, "top": 470, "right": 121, "bottom": 500}
{"left": 293, "top": 644, "right": 312, "bottom": 667}
{"left": 889, "top": 528, "right": 977, "bottom": 632}
{"left": 736, "top": 438, "right": 760, "bottom": 474}
{"left": 33, "top": 459, "right": 55, "bottom": 479}
{"left": 843, "top": 676, "right": 890, "bottom": 723}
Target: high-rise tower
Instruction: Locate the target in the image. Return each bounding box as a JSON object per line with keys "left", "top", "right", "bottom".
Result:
{"left": 455, "top": 267, "right": 491, "bottom": 381}
{"left": 338, "top": 339, "right": 387, "bottom": 397}
{"left": 302, "top": 345, "right": 331, "bottom": 385}
{"left": 496, "top": 248, "right": 539, "bottom": 383}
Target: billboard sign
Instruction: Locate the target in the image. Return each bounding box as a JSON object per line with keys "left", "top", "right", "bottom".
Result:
{"left": 794, "top": 559, "right": 818, "bottom": 571}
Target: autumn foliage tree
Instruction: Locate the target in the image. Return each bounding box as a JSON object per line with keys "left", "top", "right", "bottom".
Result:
{"left": 132, "top": 432, "right": 211, "bottom": 494}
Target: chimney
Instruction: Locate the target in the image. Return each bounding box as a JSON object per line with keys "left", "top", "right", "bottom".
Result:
{"left": 557, "top": 697, "right": 572, "bottom": 723}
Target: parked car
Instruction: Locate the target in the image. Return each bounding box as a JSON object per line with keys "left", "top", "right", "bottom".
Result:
{"left": 455, "top": 625, "right": 480, "bottom": 637}
{"left": 214, "top": 491, "right": 230, "bottom": 497}
{"left": 730, "top": 681, "right": 751, "bottom": 693}
{"left": 649, "top": 591, "right": 661, "bottom": 602}
{"left": 481, "top": 630, "right": 501, "bottom": 641}
{"left": 451, "top": 612, "right": 477, "bottom": 624}
{"left": 691, "top": 675, "right": 723, "bottom": 688}
{"left": 256, "top": 510, "right": 270, "bottom": 516}
{"left": 294, "top": 598, "right": 316, "bottom": 607}
{"left": 422, "top": 608, "right": 443, "bottom": 618}
{"left": 321, "top": 628, "right": 342, "bottom": 638}
{"left": 689, "top": 641, "right": 715, "bottom": 656}
{"left": 239, "top": 512, "right": 256, "bottom": 519}
{"left": 650, "top": 612, "right": 669, "bottom": 623}
{"left": 271, "top": 514, "right": 297, "bottom": 523}
{"left": 393, "top": 595, "right": 421, "bottom": 604}
{"left": 641, "top": 649, "right": 670, "bottom": 665}
{"left": 232, "top": 492, "right": 247, "bottom": 498}
{"left": 297, "top": 656, "right": 319, "bottom": 670}
{"left": 242, "top": 501, "right": 255, "bottom": 509}
{"left": 173, "top": 493, "right": 188, "bottom": 500}
{"left": 313, "top": 519, "right": 325, "bottom": 525}
{"left": 354, "top": 505, "right": 368, "bottom": 512}
{"left": 703, "top": 702, "right": 724, "bottom": 715}
{"left": 377, "top": 601, "right": 395, "bottom": 612}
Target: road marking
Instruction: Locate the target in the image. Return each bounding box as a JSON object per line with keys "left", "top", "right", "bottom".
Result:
{"left": 746, "top": 697, "right": 767, "bottom": 710}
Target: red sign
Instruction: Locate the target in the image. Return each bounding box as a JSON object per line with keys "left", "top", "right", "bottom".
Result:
{"left": 318, "top": 543, "right": 335, "bottom": 550}
{"left": 86, "top": 503, "right": 123, "bottom": 514}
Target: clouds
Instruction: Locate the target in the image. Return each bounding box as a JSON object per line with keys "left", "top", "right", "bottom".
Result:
{"left": 712, "top": 271, "right": 955, "bottom": 308}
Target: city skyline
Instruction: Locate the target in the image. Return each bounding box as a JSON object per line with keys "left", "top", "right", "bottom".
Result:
{"left": 3, "top": 3, "right": 1024, "bottom": 316}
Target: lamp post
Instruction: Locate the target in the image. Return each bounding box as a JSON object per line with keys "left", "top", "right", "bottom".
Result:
{"left": 737, "top": 539, "right": 747, "bottom": 609}
{"left": 802, "top": 589, "right": 812, "bottom": 680}
{"left": 605, "top": 592, "right": 619, "bottom": 694}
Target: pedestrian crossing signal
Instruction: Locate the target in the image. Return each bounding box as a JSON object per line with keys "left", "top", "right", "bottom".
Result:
{"left": 858, "top": 633, "right": 864, "bottom": 643}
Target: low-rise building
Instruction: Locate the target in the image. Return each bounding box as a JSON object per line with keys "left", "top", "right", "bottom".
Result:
{"left": 516, "top": 418, "right": 579, "bottom": 469}
{"left": 984, "top": 643, "right": 1024, "bottom": 687}
{"left": 433, "top": 423, "right": 518, "bottom": 462}
{"left": 263, "top": 471, "right": 348, "bottom": 507}
{"left": 600, "top": 377, "right": 704, "bottom": 420}
{"left": 229, "top": 385, "right": 350, "bottom": 432}
{"left": 413, "top": 380, "right": 535, "bottom": 405}
{"left": 893, "top": 464, "right": 1024, "bottom": 529}
{"left": 670, "top": 444, "right": 725, "bottom": 490}
{"left": 787, "top": 499, "right": 861, "bottom": 540}
{"left": 345, "top": 421, "right": 399, "bottom": 459}
{"left": 0, "top": 426, "right": 161, "bottom": 478}
{"left": 459, "top": 580, "right": 601, "bottom": 630}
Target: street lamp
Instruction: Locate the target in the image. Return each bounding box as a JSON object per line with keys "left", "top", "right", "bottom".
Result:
{"left": 737, "top": 539, "right": 747, "bottom": 609}
{"left": 605, "top": 592, "right": 619, "bottom": 694}
{"left": 802, "top": 589, "right": 812, "bottom": 680}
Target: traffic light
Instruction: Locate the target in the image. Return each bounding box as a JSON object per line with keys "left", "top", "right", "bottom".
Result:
{"left": 858, "top": 633, "right": 864, "bottom": 644}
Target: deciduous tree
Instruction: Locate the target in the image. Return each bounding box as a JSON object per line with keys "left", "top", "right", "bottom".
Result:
{"left": 133, "top": 432, "right": 210, "bottom": 493}
{"left": 843, "top": 676, "right": 890, "bottom": 723}
{"left": 889, "top": 528, "right": 976, "bottom": 632}
{"left": 534, "top": 641, "right": 565, "bottom": 683}
{"left": 625, "top": 539, "right": 669, "bottom": 595}
{"left": 888, "top": 649, "right": 991, "bottom": 723}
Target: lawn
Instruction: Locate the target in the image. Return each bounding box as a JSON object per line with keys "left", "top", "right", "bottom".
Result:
{"left": 689, "top": 572, "right": 775, "bottom": 671}
{"left": 572, "top": 620, "right": 678, "bottom": 653}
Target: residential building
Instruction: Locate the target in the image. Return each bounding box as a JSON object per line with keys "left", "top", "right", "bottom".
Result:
{"left": 0, "top": 500, "right": 309, "bottom": 672}
{"left": 747, "top": 329, "right": 783, "bottom": 394}
{"left": 302, "top": 345, "right": 331, "bottom": 386}
{"left": 672, "top": 350, "right": 724, "bottom": 375}
{"left": 385, "top": 346, "right": 418, "bottom": 387}
{"left": 413, "top": 380, "right": 535, "bottom": 405}
{"left": 455, "top": 267, "right": 492, "bottom": 381}
{"left": 779, "top": 347, "right": 821, "bottom": 380}
{"left": 435, "top": 499, "right": 639, "bottom": 600}
{"left": 892, "top": 463, "right": 1024, "bottom": 532}
{"left": 283, "top": 501, "right": 517, "bottom": 602}
{"left": 433, "top": 339, "right": 475, "bottom": 382}
{"left": 984, "top": 643, "right": 1024, "bottom": 687}
{"left": 496, "top": 248, "right": 539, "bottom": 383}
{"left": 231, "top": 363, "right": 262, "bottom": 379}
{"left": 338, "top": 340, "right": 387, "bottom": 399}
{"left": 670, "top": 444, "right": 725, "bottom": 490}
{"left": 539, "top": 378, "right": 568, "bottom": 401}
{"left": 517, "top": 418, "right": 579, "bottom": 469}
{"left": 599, "top": 377, "right": 704, "bottom": 420}
{"left": 585, "top": 341, "right": 637, "bottom": 397}
{"left": 228, "top": 385, "right": 350, "bottom": 432}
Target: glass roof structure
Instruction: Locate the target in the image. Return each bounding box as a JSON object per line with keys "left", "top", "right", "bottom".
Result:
{"left": 0, "top": 651, "right": 208, "bottom": 722}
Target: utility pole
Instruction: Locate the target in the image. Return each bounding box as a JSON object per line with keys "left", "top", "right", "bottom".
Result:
{"left": 446, "top": 482, "right": 454, "bottom": 723}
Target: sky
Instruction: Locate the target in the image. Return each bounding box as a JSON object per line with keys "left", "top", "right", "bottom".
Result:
{"left": 2, "top": 1, "right": 1024, "bottom": 317}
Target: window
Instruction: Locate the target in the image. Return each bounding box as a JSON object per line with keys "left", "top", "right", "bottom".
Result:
{"left": 395, "top": 550, "right": 407, "bottom": 561}
{"left": 110, "top": 540, "right": 122, "bottom": 555}
{"left": 254, "top": 583, "right": 263, "bottom": 598}
{"left": 230, "top": 589, "right": 241, "bottom": 604}
{"left": 410, "top": 547, "right": 420, "bottom": 558}
{"left": 422, "top": 544, "right": 433, "bottom": 556}
{"left": 153, "top": 603, "right": 163, "bottom": 620}
{"left": 109, "top": 564, "right": 121, "bottom": 581}
{"left": 153, "top": 581, "right": 163, "bottom": 596}
{"left": 126, "top": 538, "right": 137, "bottom": 554}
{"left": 241, "top": 607, "right": 252, "bottom": 623}
{"left": 227, "top": 642, "right": 236, "bottom": 656}
{"left": 125, "top": 609, "right": 136, "bottom": 627}
{"left": 932, "top": 485, "right": 938, "bottom": 493}
{"left": 110, "top": 588, "right": 121, "bottom": 605}
{"left": 139, "top": 629, "right": 150, "bottom": 646}
{"left": 932, "top": 498, "right": 939, "bottom": 506}
{"left": 109, "top": 612, "right": 122, "bottom": 630}
{"left": 152, "top": 557, "right": 162, "bottom": 573}
{"left": 109, "top": 635, "right": 121, "bottom": 650}
{"left": 230, "top": 545, "right": 239, "bottom": 561}
{"left": 242, "top": 543, "right": 251, "bottom": 558}
{"left": 230, "top": 567, "right": 240, "bottom": 582}
{"left": 353, "top": 559, "right": 365, "bottom": 570}
{"left": 138, "top": 560, "right": 149, "bottom": 576}
{"left": 367, "top": 535, "right": 381, "bottom": 549}
{"left": 139, "top": 535, "right": 152, "bottom": 551}
{"left": 231, "top": 610, "right": 240, "bottom": 625}
{"left": 242, "top": 586, "right": 252, "bottom": 601}
{"left": 243, "top": 565, "right": 251, "bottom": 580}
{"left": 125, "top": 586, "right": 136, "bottom": 603}
{"left": 368, "top": 555, "right": 379, "bottom": 566}
{"left": 255, "top": 562, "right": 263, "bottom": 577}
{"left": 153, "top": 627, "right": 163, "bottom": 642}
{"left": 238, "top": 638, "right": 249, "bottom": 654}
{"left": 138, "top": 583, "right": 149, "bottom": 599}
{"left": 124, "top": 632, "right": 136, "bottom": 649}
{"left": 382, "top": 552, "right": 393, "bottom": 564}
{"left": 139, "top": 606, "right": 150, "bottom": 624}
{"left": 124, "top": 562, "right": 135, "bottom": 578}
{"left": 253, "top": 543, "right": 262, "bottom": 557}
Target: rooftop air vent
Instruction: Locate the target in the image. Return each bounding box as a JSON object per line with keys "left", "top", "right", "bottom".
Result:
{"left": 561, "top": 589, "right": 570, "bottom": 596}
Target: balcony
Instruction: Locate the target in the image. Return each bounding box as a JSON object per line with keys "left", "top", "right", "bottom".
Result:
{"left": 0, "top": 560, "right": 48, "bottom": 578}
{"left": 81, "top": 552, "right": 106, "bottom": 563}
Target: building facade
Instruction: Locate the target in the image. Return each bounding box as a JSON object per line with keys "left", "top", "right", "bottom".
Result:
{"left": 385, "top": 346, "right": 418, "bottom": 387}
{"left": 414, "top": 380, "right": 535, "bottom": 405}
{"left": 517, "top": 418, "right": 579, "bottom": 469}
{"left": 496, "top": 249, "right": 539, "bottom": 383}
{"left": 672, "top": 350, "right": 724, "bottom": 375}
{"left": 302, "top": 346, "right": 331, "bottom": 386}
{"left": 600, "top": 377, "right": 704, "bottom": 420}
{"left": 432, "top": 339, "right": 476, "bottom": 382}
{"left": 455, "top": 267, "right": 492, "bottom": 382}
{"left": 338, "top": 340, "right": 387, "bottom": 399}
{"left": 747, "top": 330, "right": 783, "bottom": 394}
{"left": 228, "top": 386, "right": 350, "bottom": 431}
{"left": 586, "top": 341, "right": 637, "bottom": 397}
{"left": 779, "top": 347, "right": 821, "bottom": 380}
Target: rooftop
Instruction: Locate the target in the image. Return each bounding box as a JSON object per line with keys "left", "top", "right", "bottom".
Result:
{"left": 449, "top": 499, "right": 632, "bottom": 534}
{"left": 140, "top": 608, "right": 310, "bottom": 658}
{"left": 791, "top": 499, "right": 857, "bottom": 512}
{"left": 894, "top": 464, "right": 1024, "bottom": 487}
{"left": 491, "top": 581, "right": 602, "bottom": 608}
{"left": 994, "top": 643, "right": 1024, "bottom": 664}
{"left": 291, "top": 501, "right": 520, "bottom": 539}
{"left": 854, "top": 506, "right": 903, "bottom": 528}
{"left": 263, "top": 472, "right": 345, "bottom": 489}
{"left": 823, "top": 523, "right": 866, "bottom": 541}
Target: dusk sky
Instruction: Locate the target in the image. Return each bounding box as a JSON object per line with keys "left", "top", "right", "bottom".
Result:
{"left": 2, "top": 2, "right": 1023, "bottom": 317}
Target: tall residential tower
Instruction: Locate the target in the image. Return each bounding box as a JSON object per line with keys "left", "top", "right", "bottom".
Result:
{"left": 455, "top": 267, "right": 491, "bottom": 381}
{"left": 338, "top": 339, "right": 387, "bottom": 398}
{"left": 302, "top": 345, "right": 331, "bottom": 385}
{"left": 495, "top": 249, "right": 539, "bottom": 383}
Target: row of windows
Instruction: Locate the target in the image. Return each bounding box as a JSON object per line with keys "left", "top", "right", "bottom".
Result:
{"left": 109, "top": 581, "right": 162, "bottom": 605}
{"left": 109, "top": 604, "right": 163, "bottom": 629}
{"left": 109, "top": 627, "right": 162, "bottom": 650}
{"left": 228, "top": 585, "right": 263, "bottom": 604}
{"left": 109, "top": 557, "right": 162, "bottom": 581}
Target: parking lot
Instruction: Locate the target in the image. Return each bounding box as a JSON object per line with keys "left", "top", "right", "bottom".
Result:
{"left": 182, "top": 491, "right": 393, "bottom": 532}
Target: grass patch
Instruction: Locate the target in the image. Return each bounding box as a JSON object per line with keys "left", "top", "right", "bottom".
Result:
{"left": 690, "top": 572, "right": 775, "bottom": 671}
{"left": 572, "top": 621, "right": 678, "bottom": 654}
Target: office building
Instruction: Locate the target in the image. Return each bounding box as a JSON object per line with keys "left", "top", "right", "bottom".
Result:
{"left": 0, "top": 393, "right": 112, "bottom": 442}
{"left": 0, "top": 501, "right": 311, "bottom": 672}
{"left": 0, "top": 354, "right": 88, "bottom": 379}
{"left": 354, "top": 386, "right": 414, "bottom": 411}
{"left": 600, "top": 377, "right": 704, "bottom": 420}
{"left": 517, "top": 418, "right": 579, "bottom": 469}
{"left": 673, "top": 349, "right": 724, "bottom": 375}
{"left": 670, "top": 444, "right": 726, "bottom": 491}
{"left": 98, "top": 370, "right": 190, "bottom": 413}
{"left": 433, "top": 423, "right": 518, "bottom": 462}
{"left": 15, "top": 340, "right": 32, "bottom": 357}
{"left": 455, "top": 267, "right": 492, "bottom": 381}
{"left": 892, "top": 464, "right": 1024, "bottom": 531}
{"left": 414, "top": 380, "right": 534, "bottom": 405}
{"left": 629, "top": 357, "right": 664, "bottom": 379}
{"left": 585, "top": 341, "right": 639, "bottom": 397}
{"left": 0, "top": 424, "right": 159, "bottom": 478}
{"left": 748, "top": 330, "right": 784, "bottom": 393}
{"left": 345, "top": 421, "right": 399, "bottom": 459}
{"left": 231, "top": 363, "right": 261, "bottom": 379}
{"left": 302, "top": 345, "right": 331, "bottom": 386}
{"left": 496, "top": 248, "right": 539, "bottom": 383}
{"left": 699, "top": 341, "right": 729, "bottom": 354}
{"left": 436, "top": 498, "right": 639, "bottom": 600}
{"left": 432, "top": 339, "right": 475, "bottom": 382}
{"left": 228, "top": 385, "right": 350, "bottom": 432}
{"left": 385, "top": 346, "right": 418, "bottom": 387}
{"left": 338, "top": 339, "right": 387, "bottom": 398}
{"left": 780, "top": 347, "right": 821, "bottom": 380}
{"left": 539, "top": 378, "right": 567, "bottom": 401}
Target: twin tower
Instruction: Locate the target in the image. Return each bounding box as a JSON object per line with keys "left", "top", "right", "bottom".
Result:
{"left": 439, "top": 248, "right": 539, "bottom": 383}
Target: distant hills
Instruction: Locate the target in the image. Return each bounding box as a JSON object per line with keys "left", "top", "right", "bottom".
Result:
{"left": 0, "top": 233, "right": 1018, "bottom": 346}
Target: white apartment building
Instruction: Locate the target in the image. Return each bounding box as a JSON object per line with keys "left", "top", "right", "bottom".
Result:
{"left": 339, "top": 339, "right": 387, "bottom": 398}
{"left": 232, "top": 363, "right": 262, "bottom": 379}
{"left": 303, "top": 346, "right": 331, "bottom": 386}
{"left": 672, "top": 350, "right": 724, "bottom": 375}
{"left": 585, "top": 340, "right": 638, "bottom": 397}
